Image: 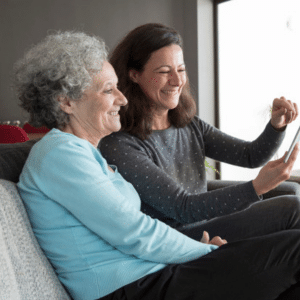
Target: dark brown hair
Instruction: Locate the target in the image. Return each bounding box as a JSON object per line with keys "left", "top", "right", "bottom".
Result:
{"left": 110, "top": 23, "right": 197, "bottom": 140}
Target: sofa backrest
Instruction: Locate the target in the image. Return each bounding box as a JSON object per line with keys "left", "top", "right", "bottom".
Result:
{"left": 0, "top": 179, "right": 71, "bottom": 299}
{"left": 0, "top": 140, "right": 38, "bottom": 182}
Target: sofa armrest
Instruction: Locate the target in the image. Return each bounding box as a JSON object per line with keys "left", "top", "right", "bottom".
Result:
{"left": 207, "top": 180, "right": 300, "bottom": 199}
{"left": 0, "top": 179, "right": 71, "bottom": 299}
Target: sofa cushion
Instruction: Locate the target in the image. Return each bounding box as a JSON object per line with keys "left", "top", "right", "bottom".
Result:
{"left": 0, "top": 124, "right": 29, "bottom": 143}
{"left": 0, "top": 140, "right": 38, "bottom": 182}
{"left": 0, "top": 179, "right": 71, "bottom": 299}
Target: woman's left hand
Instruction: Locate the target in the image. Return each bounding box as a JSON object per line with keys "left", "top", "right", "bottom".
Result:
{"left": 271, "top": 97, "right": 298, "bottom": 130}
{"left": 200, "top": 231, "right": 227, "bottom": 247}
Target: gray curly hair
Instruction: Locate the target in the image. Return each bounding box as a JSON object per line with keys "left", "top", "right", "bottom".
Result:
{"left": 13, "top": 31, "right": 108, "bottom": 129}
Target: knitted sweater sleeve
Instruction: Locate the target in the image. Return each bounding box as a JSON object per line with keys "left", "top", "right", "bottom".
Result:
{"left": 199, "top": 118, "right": 285, "bottom": 168}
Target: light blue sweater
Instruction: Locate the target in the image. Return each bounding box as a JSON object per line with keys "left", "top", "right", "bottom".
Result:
{"left": 17, "top": 129, "right": 218, "bottom": 300}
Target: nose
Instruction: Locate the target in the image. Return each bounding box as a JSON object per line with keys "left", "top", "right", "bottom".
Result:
{"left": 168, "top": 71, "right": 182, "bottom": 86}
{"left": 116, "top": 89, "right": 128, "bottom": 106}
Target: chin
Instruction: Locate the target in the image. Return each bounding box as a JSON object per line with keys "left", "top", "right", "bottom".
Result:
{"left": 167, "top": 100, "right": 180, "bottom": 110}
{"left": 112, "top": 125, "right": 122, "bottom": 133}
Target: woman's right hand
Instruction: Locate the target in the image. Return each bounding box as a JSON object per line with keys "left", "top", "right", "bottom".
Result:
{"left": 200, "top": 231, "right": 227, "bottom": 247}
{"left": 252, "top": 143, "right": 299, "bottom": 196}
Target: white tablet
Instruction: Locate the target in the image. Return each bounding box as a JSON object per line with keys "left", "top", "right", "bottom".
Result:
{"left": 284, "top": 125, "right": 300, "bottom": 163}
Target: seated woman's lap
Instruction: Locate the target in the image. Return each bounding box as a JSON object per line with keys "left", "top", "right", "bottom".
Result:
{"left": 177, "top": 195, "right": 300, "bottom": 243}
{"left": 100, "top": 230, "right": 300, "bottom": 300}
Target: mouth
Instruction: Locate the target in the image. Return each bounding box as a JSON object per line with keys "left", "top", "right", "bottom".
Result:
{"left": 108, "top": 111, "right": 119, "bottom": 116}
{"left": 161, "top": 90, "right": 178, "bottom": 95}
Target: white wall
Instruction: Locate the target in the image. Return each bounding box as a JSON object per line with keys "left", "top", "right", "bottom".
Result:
{"left": 198, "top": 0, "right": 217, "bottom": 179}
{"left": 197, "top": 0, "right": 215, "bottom": 127}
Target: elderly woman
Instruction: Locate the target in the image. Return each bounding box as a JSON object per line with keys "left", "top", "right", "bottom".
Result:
{"left": 15, "top": 31, "right": 300, "bottom": 300}
{"left": 100, "top": 23, "right": 300, "bottom": 242}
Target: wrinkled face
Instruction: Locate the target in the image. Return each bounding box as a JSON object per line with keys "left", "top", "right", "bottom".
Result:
{"left": 69, "top": 61, "right": 127, "bottom": 138}
{"left": 130, "top": 44, "right": 186, "bottom": 113}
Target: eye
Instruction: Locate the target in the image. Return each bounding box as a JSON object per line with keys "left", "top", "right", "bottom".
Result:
{"left": 159, "top": 71, "right": 170, "bottom": 74}
{"left": 104, "top": 89, "right": 113, "bottom": 94}
{"left": 178, "top": 69, "right": 186, "bottom": 72}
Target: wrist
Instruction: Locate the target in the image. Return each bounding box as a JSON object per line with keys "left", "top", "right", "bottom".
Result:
{"left": 270, "top": 121, "right": 286, "bottom": 132}
{"left": 252, "top": 180, "right": 262, "bottom": 197}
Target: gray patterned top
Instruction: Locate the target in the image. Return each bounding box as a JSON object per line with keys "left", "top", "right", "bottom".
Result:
{"left": 100, "top": 117, "right": 285, "bottom": 227}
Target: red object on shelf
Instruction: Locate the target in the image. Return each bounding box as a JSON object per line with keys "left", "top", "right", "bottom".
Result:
{"left": 22, "top": 123, "right": 50, "bottom": 134}
{"left": 0, "top": 125, "right": 29, "bottom": 144}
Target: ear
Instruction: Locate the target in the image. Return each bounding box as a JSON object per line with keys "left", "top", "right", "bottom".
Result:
{"left": 57, "top": 96, "right": 73, "bottom": 114}
{"left": 129, "top": 69, "right": 140, "bottom": 83}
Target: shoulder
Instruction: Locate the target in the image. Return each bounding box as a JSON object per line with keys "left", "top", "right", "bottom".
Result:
{"left": 32, "top": 129, "right": 92, "bottom": 156}
{"left": 178, "top": 116, "right": 207, "bottom": 136}
{"left": 190, "top": 115, "right": 207, "bottom": 129}
{"left": 19, "top": 129, "right": 111, "bottom": 190}
{"left": 27, "top": 129, "right": 104, "bottom": 171}
{"left": 189, "top": 116, "right": 218, "bottom": 136}
{"left": 99, "top": 131, "right": 146, "bottom": 151}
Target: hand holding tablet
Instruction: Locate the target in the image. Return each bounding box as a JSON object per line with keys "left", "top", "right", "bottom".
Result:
{"left": 284, "top": 125, "right": 300, "bottom": 163}
{"left": 253, "top": 128, "right": 299, "bottom": 196}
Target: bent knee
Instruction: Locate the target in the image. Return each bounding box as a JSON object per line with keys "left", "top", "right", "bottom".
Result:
{"left": 284, "top": 195, "right": 300, "bottom": 210}
{"left": 265, "top": 195, "right": 300, "bottom": 217}
{"left": 279, "top": 195, "right": 300, "bottom": 224}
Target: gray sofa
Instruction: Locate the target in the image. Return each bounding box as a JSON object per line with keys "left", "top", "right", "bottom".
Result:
{"left": 0, "top": 140, "right": 300, "bottom": 300}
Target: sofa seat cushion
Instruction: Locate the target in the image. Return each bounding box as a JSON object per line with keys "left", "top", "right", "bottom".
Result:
{"left": 0, "top": 179, "right": 71, "bottom": 300}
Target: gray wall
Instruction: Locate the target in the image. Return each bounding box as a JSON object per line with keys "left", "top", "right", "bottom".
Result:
{"left": 0, "top": 0, "right": 204, "bottom": 124}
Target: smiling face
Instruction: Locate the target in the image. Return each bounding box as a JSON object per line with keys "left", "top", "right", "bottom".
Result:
{"left": 61, "top": 61, "right": 127, "bottom": 144}
{"left": 129, "top": 44, "right": 186, "bottom": 114}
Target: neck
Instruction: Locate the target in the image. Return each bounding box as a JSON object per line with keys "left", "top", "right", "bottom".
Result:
{"left": 62, "top": 122, "right": 102, "bottom": 148}
{"left": 151, "top": 110, "right": 171, "bottom": 130}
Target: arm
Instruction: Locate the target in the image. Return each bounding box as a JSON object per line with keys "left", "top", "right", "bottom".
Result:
{"left": 203, "top": 96, "right": 298, "bottom": 195}
{"left": 202, "top": 96, "right": 298, "bottom": 168}
{"left": 201, "top": 119, "right": 286, "bottom": 168}
{"left": 100, "top": 133, "right": 262, "bottom": 224}
{"left": 33, "top": 139, "right": 217, "bottom": 264}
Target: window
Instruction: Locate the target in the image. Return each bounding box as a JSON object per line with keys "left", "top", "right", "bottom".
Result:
{"left": 217, "top": 0, "right": 300, "bottom": 180}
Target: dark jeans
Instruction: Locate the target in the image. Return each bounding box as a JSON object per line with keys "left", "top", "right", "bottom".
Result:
{"left": 99, "top": 196, "right": 300, "bottom": 300}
